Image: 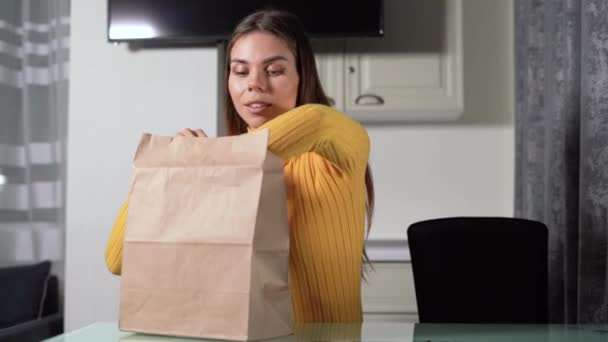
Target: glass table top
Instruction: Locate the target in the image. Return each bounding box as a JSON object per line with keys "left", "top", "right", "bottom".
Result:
{"left": 43, "top": 321, "right": 608, "bottom": 342}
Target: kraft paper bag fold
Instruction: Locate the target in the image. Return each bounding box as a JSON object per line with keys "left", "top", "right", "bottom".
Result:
{"left": 119, "top": 129, "right": 293, "bottom": 341}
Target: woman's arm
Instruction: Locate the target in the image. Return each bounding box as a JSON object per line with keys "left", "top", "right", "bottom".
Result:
{"left": 105, "top": 106, "right": 368, "bottom": 275}
{"left": 105, "top": 200, "right": 128, "bottom": 275}
{"left": 105, "top": 128, "right": 208, "bottom": 275}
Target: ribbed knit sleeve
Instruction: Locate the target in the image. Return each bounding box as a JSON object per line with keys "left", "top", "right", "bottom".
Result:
{"left": 105, "top": 200, "right": 128, "bottom": 275}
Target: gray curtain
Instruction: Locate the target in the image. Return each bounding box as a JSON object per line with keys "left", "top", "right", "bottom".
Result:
{"left": 0, "top": 0, "right": 69, "bottom": 269}
{"left": 515, "top": 0, "right": 608, "bottom": 323}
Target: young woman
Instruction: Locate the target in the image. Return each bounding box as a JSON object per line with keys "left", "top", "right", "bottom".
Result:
{"left": 106, "top": 9, "right": 374, "bottom": 323}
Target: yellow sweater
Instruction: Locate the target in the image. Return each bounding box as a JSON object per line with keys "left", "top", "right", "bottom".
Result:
{"left": 105, "top": 104, "right": 370, "bottom": 322}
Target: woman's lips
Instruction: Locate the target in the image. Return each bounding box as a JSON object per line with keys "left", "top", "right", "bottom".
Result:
{"left": 245, "top": 102, "right": 271, "bottom": 114}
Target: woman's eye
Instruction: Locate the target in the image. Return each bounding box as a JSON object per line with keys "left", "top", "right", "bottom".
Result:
{"left": 232, "top": 69, "right": 248, "bottom": 77}
{"left": 267, "top": 69, "right": 284, "bottom": 76}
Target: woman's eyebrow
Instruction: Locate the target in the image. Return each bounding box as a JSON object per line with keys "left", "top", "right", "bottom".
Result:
{"left": 230, "top": 55, "right": 289, "bottom": 65}
{"left": 262, "top": 55, "right": 289, "bottom": 64}
{"left": 230, "top": 58, "right": 248, "bottom": 64}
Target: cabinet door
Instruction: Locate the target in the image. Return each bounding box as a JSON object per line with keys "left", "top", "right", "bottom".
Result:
{"left": 362, "top": 262, "right": 418, "bottom": 321}
{"left": 312, "top": 39, "right": 346, "bottom": 110}
{"left": 345, "top": 0, "right": 463, "bottom": 122}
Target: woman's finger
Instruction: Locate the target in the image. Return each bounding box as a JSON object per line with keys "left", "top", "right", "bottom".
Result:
{"left": 193, "top": 129, "right": 207, "bottom": 138}
{"left": 176, "top": 128, "right": 195, "bottom": 137}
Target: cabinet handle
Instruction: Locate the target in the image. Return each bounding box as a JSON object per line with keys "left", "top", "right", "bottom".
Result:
{"left": 355, "top": 94, "right": 385, "bottom": 106}
{"left": 326, "top": 96, "right": 336, "bottom": 106}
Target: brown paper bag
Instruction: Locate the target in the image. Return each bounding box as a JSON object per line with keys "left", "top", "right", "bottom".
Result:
{"left": 119, "top": 129, "right": 293, "bottom": 341}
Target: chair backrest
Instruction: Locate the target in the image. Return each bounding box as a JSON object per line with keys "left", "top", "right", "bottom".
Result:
{"left": 407, "top": 217, "right": 548, "bottom": 323}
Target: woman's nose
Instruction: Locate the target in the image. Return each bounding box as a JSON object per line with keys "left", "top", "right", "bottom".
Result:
{"left": 247, "top": 71, "right": 267, "bottom": 92}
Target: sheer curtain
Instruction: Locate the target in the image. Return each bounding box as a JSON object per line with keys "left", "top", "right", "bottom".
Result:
{"left": 0, "top": 0, "right": 69, "bottom": 279}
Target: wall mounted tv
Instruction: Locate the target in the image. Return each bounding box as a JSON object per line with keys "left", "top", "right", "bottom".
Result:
{"left": 108, "top": 0, "right": 384, "bottom": 44}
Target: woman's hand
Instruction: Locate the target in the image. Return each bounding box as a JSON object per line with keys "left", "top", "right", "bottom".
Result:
{"left": 176, "top": 128, "right": 208, "bottom": 138}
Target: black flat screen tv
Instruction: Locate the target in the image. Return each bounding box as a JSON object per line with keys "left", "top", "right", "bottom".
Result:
{"left": 108, "top": 0, "right": 384, "bottom": 43}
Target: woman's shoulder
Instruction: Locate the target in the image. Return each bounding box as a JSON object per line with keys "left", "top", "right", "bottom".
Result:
{"left": 317, "top": 104, "right": 368, "bottom": 148}
{"left": 296, "top": 103, "right": 369, "bottom": 139}
{"left": 298, "top": 104, "right": 370, "bottom": 166}
{"left": 255, "top": 103, "right": 369, "bottom": 166}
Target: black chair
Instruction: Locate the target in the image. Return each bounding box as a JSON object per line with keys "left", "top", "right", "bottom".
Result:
{"left": 407, "top": 217, "right": 548, "bottom": 323}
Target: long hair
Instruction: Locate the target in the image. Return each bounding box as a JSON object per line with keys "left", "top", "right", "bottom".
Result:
{"left": 224, "top": 9, "right": 375, "bottom": 269}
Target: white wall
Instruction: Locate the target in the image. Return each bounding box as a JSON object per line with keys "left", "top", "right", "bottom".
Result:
{"left": 65, "top": 0, "right": 512, "bottom": 332}
{"left": 65, "top": 0, "right": 218, "bottom": 331}
{"left": 367, "top": 0, "right": 514, "bottom": 241}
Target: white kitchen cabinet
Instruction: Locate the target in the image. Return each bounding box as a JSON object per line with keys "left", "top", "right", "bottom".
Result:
{"left": 312, "top": 39, "right": 346, "bottom": 110}
{"left": 362, "top": 262, "right": 418, "bottom": 322}
{"left": 313, "top": 0, "right": 463, "bottom": 122}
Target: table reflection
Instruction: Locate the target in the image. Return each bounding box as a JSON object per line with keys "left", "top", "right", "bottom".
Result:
{"left": 115, "top": 322, "right": 608, "bottom": 342}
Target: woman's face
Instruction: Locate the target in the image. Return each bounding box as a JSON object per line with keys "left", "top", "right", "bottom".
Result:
{"left": 228, "top": 31, "right": 300, "bottom": 128}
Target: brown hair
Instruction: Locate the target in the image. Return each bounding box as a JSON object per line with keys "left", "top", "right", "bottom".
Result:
{"left": 224, "top": 9, "right": 375, "bottom": 269}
